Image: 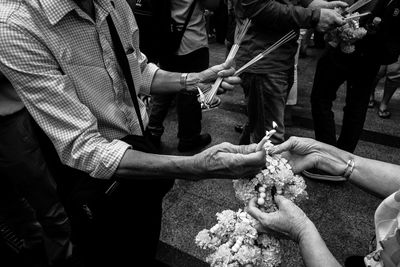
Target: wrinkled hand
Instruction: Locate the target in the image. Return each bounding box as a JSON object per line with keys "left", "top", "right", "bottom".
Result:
{"left": 308, "top": 0, "right": 348, "bottom": 9}
{"left": 316, "top": 8, "right": 345, "bottom": 32}
{"left": 247, "top": 196, "right": 312, "bottom": 242}
{"left": 192, "top": 142, "right": 266, "bottom": 179}
{"left": 269, "top": 136, "right": 350, "bottom": 176}
{"left": 197, "top": 59, "right": 241, "bottom": 92}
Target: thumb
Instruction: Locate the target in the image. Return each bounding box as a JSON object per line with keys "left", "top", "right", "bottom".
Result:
{"left": 327, "top": 1, "right": 348, "bottom": 9}
{"left": 274, "top": 195, "right": 290, "bottom": 209}
{"left": 269, "top": 139, "right": 295, "bottom": 155}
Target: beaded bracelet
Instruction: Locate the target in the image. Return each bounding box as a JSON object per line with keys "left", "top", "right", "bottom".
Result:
{"left": 343, "top": 159, "right": 355, "bottom": 180}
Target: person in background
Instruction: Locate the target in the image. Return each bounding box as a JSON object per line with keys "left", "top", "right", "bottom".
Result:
{"left": 306, "top": 0, "right": 400, "bottom": 180}
{"left": 234, "top": 0, "right": 347, "bottom": 146}
{"left": 0, "top": 0, "right": 265, "bottom": 266}
{"left": 247, "top": 136, "right": 400, "bottom": 267}
{"left": 0, "top": 72, "right": 74, "bottom": 266}
{"left": 369, "top": 55, "right": 400, "bottom": 119}
{"left": 147, "top": 0, "right": 222, "bottom": 152}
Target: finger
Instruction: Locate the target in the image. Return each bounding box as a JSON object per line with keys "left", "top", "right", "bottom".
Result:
{"left": 220, "top": 143, "right": 258, "bottom": 154}
{"left": 334, "top": 13, "right": 346, "bottom": 26}
{"left": 274, "top": 195, "right": 290, "bottom": 209}
{"left": 269, "top": 138, "right": 296, "bottom": 155}
{"left": 247, "top": 198, "right": 266, "bottom": 221}
{"left": 223, "top": 150, "right": 266, "bottom": 168}
{"left": 221, "top": 75, "right": 241, "bottom": 85}
{"left": 217, "top": 66, "right": 236, "bottom": 77}
{"left": 327, "top": 1, "right": 348, "bottom": 8}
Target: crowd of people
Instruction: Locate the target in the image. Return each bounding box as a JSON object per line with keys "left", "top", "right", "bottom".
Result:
{"left": 0, "top": 0, "right": 399, "bottom": 267}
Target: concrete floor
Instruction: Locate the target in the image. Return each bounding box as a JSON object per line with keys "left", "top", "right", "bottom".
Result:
{"left": 156, "top": 42, "right": 400, "bottom": 266}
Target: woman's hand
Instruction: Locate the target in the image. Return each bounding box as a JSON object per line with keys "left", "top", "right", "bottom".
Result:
{"left": 247, "top": 196, "right": 314, "bottom": 242}
{"left": 269, "top": 136, "right": 352, "bottom": 176}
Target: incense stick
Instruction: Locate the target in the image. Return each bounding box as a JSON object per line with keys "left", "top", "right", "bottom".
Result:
{"left": 204, "top": 19, "right": 251, "bottom": 106}
{"left": 234, "top": 30, "right": 297, "bottom": 76}
{"left": 345, "top": 0, "right": 372, "bottom": 14}
{"left": 344, "top": 11, "right": 371, "bottom": 21}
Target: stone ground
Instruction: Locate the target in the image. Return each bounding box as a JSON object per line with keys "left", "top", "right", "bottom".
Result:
{"left": 155, "top": 41, "right": 400, "bottom": 267}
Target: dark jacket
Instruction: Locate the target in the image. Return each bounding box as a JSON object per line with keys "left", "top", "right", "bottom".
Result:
{"left": 235, "top": 0, "right": 321, "bottom": 72}
{"left": 363, "top": 0, "right": 400, "bottom": 64}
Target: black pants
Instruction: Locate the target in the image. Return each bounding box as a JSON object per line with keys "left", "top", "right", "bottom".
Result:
{"left": 148, "top": 47, "right": 209, "bottom": 140}
{"left": 0, "top": 109, "right": 72, "bottom": 265}
{"left": 311, "top": 48, "right": 380, "bottom": 153}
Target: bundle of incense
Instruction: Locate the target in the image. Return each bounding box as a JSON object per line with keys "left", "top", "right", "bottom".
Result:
{"left": 344, "top": 11, "right": 371, "bottom": 21}
{"left": 234, "top": 30, "right": 297, "bottom": 76}
{"left": 344, "top": 0, "right": 372, "bottom": 14}
{"left": 203, "top": 19, "right": 251, "bottom": 107}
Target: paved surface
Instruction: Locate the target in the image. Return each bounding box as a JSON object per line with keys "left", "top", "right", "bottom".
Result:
{"left": 156, "top": 41, "right": 400, "bottom": 267}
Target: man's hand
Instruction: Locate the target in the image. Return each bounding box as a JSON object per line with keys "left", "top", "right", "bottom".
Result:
{"left": 316, "top": 8, "right": 345, "bottom": 32}
{"left": 247, "top": 196, "right": 313, "bottom": 242}
{"left": 308, "top": 0, "right": 348, "bottom": 9}
{"left": 192, "top": 142, "right": 266, "bottom": 179}
{"left": 269, "top": 136, "right": 351, "bottom": 177}
{"left": 195, "top": 59, "right": 241, "bottom": 92}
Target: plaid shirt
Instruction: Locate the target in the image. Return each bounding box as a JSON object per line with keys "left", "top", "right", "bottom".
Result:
{"left": 0, "top": 0, "right": 159, "bottom": 179}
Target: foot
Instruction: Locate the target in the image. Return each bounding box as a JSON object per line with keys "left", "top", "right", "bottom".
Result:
{"left": 178, "top": 133, "right": 212, "bottom": 152}
{"left": 302, "top": 168, "right": 347, "bottom": 182}
{"left": 378, "top": 108, "right": 391, "bottom": 119}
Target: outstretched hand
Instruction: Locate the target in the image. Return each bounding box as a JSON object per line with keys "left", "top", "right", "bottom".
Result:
{"left": 192, "top": 142, "right": 266, "bottom": 179}
{"left": 269, "top": 136, "right": 350, "bottom": 176}
{"left": 197, "top": 59, "right": 241, "bottom": 92}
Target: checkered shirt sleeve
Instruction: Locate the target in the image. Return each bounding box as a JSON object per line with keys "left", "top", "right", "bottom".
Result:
{"left": 0, "top": 1, "right": 158, "bottom": 179}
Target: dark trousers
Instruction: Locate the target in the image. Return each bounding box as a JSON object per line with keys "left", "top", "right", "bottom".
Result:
{"left": 148, "top": 47, "right": 209, "bottom": 140}
{"left": 0, "top": 109, "right": 72, "bottom": 265}
{"left": 311, "top": 48, "right": 380, "bottom": 153}
{"left": 240, "top": 68, "right": 294, "bottom": 145}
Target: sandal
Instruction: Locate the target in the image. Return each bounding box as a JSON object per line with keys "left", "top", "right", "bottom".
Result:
{"left": 378, "top": 108, "right": 391, "bottom": 119}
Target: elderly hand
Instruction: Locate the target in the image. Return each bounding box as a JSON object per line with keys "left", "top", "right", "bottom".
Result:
{"left": 308, "top": 0, "right": 348, "bottom": 9}
{"left": 316, "top": 8, "right": 345, "bottom": 32}
{"left": 269, "top": 136, "right": 351, "bottom": 176}
{"left": 192, "top": 142, "right": 266, "bottom": 179}
{"left": 196, "top": 59, "right": 241, "bottom": 92}
{"left": 247, "top": 196, "right": 313, "bottom": 242}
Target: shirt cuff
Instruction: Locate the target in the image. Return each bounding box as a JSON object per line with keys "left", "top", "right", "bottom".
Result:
{"left": 94, "top": 139, "right": 132, "bottom": 179}
{"left": 140, "top": 62, "right": 159, "bottom": 95}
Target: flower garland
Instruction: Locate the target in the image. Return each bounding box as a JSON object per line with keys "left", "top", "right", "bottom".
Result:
{"left": 325, "top": 11, "right": 368, "bottom": 54}
{"left": 195, "top": 127, "right": 308, "bottom": 267}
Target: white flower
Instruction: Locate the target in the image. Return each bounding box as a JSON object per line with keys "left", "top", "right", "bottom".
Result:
{"left": 196, "top": 131, "right": 307, "bottom": 267}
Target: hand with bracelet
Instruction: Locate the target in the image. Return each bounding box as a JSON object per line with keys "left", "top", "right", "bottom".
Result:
{"left": 245, "top": 136, "right": 400, "bottom": 267}
{"left": 181, "top": 59, "right": 240, "bottom": 93}
{"left": 151, "top": 59, "right": 240, "bottom": 96}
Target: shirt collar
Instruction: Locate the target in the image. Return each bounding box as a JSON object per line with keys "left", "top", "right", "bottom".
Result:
{"left": 40, "top": 0, "right": 115, "bottom": 25}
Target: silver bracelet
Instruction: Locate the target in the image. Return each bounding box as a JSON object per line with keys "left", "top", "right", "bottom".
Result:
{"left": 343, "top": 159, "right": 355, "bottom": 180}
